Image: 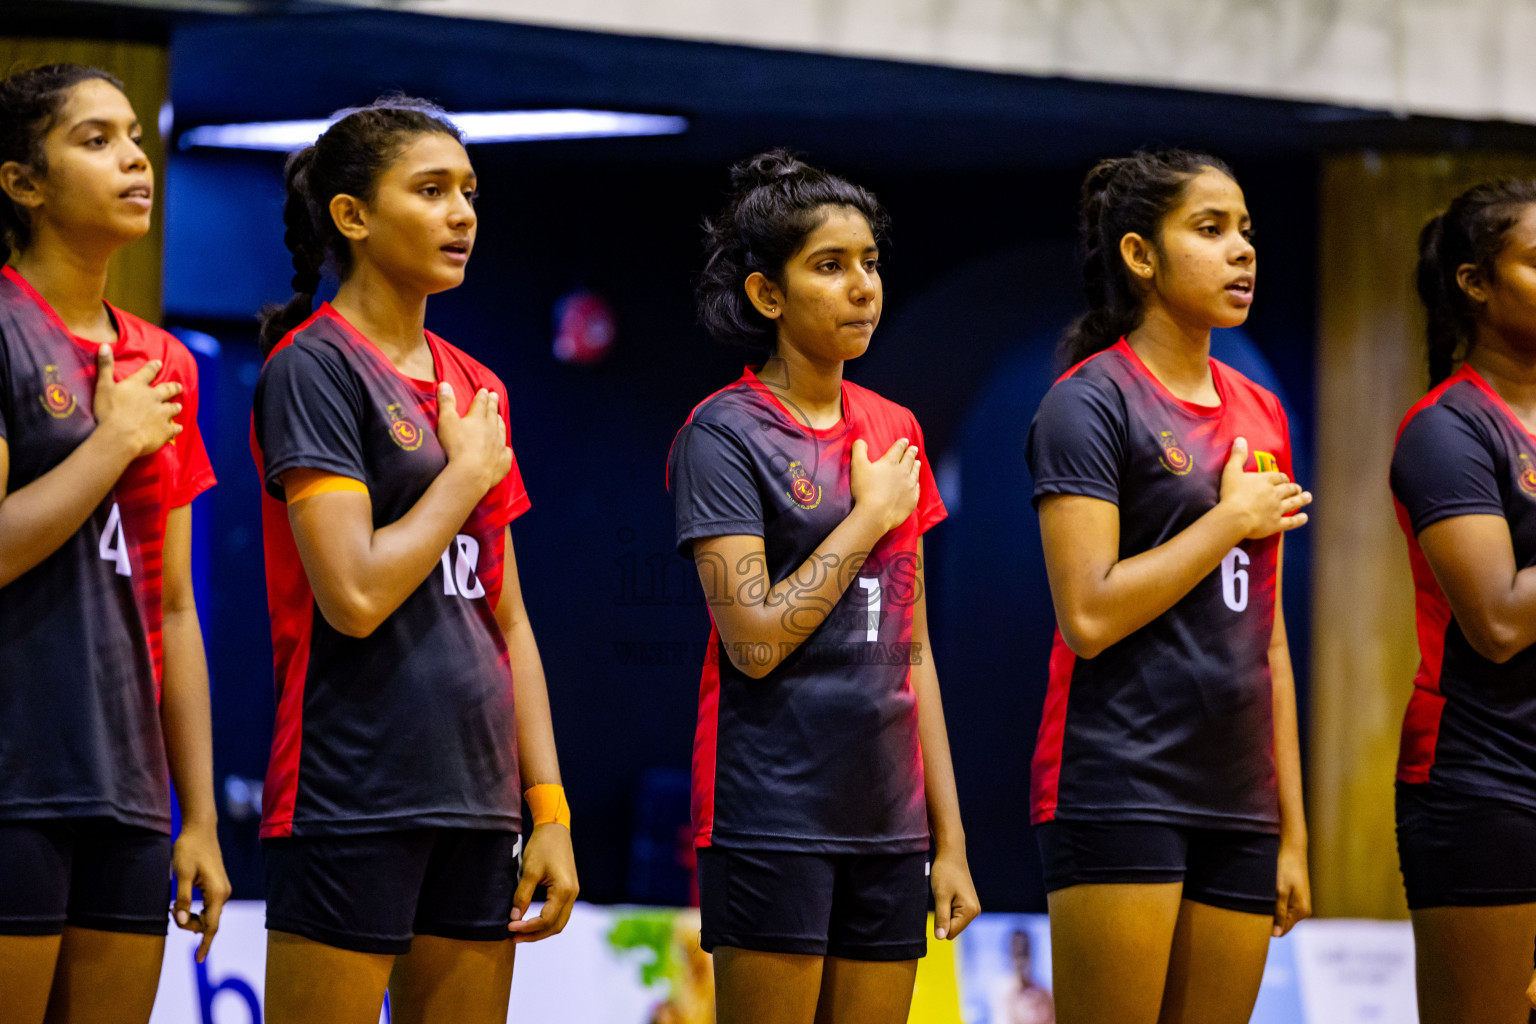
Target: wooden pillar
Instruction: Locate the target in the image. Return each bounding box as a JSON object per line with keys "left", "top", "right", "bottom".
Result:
{"left": 0, "top": 38, "right": 168, "bottom": 322}
{"left": 1312, "top": 152, "right": 1536, "bottom": 918}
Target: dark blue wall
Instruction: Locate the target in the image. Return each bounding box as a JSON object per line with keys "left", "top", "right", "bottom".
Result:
{"left": 164, "top": 15, "right": 1319, "bottom": 909}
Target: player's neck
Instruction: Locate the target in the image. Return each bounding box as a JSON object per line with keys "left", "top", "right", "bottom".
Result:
{"left": 8, "top": 231, "right": 115, "bottom": 341}
{"left": 1127, "top": 309, "right": 1216, "bottom": 405}
{"left": 1467, "top": 331, "right": 1536, "bottom": 428}
{"left": 758, "top": 345, "right": 844, "bottom": 430}
{"left": 331, "top": 269, "right": 432, "bottom": 374}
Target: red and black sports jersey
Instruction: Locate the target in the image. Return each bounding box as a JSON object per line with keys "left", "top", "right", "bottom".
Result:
{"left": 667, "top": 369, "right": 945, "bottom": 854}
{"left": 0, "top": 266, "right": 214, "bottom": 832}
{"left": 252, "top": 304, "right": 529, "bottom": 839}
{"left": 1025, "top": 339, "right": 1291, "bottom": 831}
{"left": 1391, "top": 366, "right": 1536, "bottom": 807}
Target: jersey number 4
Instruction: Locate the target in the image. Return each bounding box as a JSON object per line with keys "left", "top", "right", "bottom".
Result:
{"left": 1221, "top": 547, "right": 1249, "bottom": 613}
{"left": 440, "top": 534, "right": 486, "bottom": 599}
{"left": 99, "top": 502, "right": 131, "bottom": 577}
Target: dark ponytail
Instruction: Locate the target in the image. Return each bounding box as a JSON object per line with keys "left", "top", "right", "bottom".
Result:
{"left": 1415, "top": 178, "right": 1536, "bottom": 387}
{"left": 258, "top": 96, "right": 462, "bottom": 356}
{"left": 0, "top": 63, "right": 123, "bottom": 265}
{"left": 1060, "top": 149, "right": 1235, "bottom": 369}
{"left": 697, "top": 149, "right": 888, "bottom": 351}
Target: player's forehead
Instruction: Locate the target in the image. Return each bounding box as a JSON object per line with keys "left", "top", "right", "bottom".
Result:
{"left": 381, "top": 132, "right": 474, "bottom": 184}
{"left": 794, "top": 205, "right": 877, "bottom": 261}
{"left": 1171, "top": 168, "right": 1248, "bottom": 223}
{"left": 52, "top": 77, "right": 136, "bottom": 138}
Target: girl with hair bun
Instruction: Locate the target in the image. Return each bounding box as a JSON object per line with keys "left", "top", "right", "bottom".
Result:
{"left": 1025, "top": 150, "right": 1312, "bottom": 1023}
{"left": 252, "top": 96, "right": 576, "bottom": 1023}
{"left": 0, "top": 63, "right": 227, "bottom": 1022}
{"left": 1392, "top": 178, "right": 1536, "bottom": 1023}
{"left": 669, "top": 150, "right": 979, "bottom": 1024}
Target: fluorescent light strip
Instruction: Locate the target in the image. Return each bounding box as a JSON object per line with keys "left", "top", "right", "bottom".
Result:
{"left": 179, "top": 109, "right": 688, "bottom": 151}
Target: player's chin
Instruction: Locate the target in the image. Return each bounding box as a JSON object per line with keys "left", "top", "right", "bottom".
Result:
{"left": 1210, "top": 298, "right": 1252, "bottom": 328}
{"left": 423, "top": 264, "right": 468, "bottom": 294}
{"left": 101, "top": 207, "right": 152, "bottom": 244}
{"left": 833, "top": 330, "right": 873, "bottom": 361}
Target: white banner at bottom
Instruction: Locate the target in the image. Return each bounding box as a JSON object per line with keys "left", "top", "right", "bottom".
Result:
{"left": 148, "top": 903, "right": 1417, "bottom": 1024}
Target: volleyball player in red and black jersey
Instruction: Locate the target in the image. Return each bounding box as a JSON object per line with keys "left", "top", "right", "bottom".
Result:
{"left": 1391, "top": 180, "right": 1536, "bottom": 1024}
{"left": 0, "top": 65, "right": 228, "bottom": 1023}
{"left": 1025, "top": 152, "right": 1312, "bottom": 1024}
{"left": 670, "top": 151, "right": 978, "bottom": 1024}
{"left": 251, "top": 98, "right": 576, "bottom": 1024}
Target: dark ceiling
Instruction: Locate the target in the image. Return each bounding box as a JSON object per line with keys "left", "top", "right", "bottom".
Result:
{"left": 13, "top": 0, "right": 1536, "bottom": 172}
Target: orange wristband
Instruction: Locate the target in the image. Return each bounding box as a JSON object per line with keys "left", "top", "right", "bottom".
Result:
{"left": 525, "top": 784, "right": 571, "bottom": 828}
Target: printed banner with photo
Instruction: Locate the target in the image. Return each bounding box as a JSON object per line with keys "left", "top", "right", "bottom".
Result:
{"left": 148, "top": 903, "right": 1416, "bottom": 1024}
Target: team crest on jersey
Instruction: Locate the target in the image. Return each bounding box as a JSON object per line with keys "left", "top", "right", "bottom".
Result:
{"left": 386, "top": 402, "right": 424, "bottom": 451}
{"left": 1157, "top": 430, "right": 1193, "bottom": 475}
{"left": 39, "top": 364, "right": 75, "bottom": 418}
{"left": 786, "top": 460, "right": 822, "bottom": 510}
{"left": 1518, "top": 454, "right": 1536, "bottom": 499}
{"left": 1254, "top": 451, "right": 1279, "bottom": 473}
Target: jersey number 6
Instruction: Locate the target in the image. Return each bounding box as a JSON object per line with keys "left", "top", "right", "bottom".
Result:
{"left": 1220, "top": 547, "right": 1249, "bottom": 613}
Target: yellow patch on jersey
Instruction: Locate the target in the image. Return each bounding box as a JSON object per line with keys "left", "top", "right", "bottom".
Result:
{"left": 1254, "top": 451, "right": 1278, "bottom": 473}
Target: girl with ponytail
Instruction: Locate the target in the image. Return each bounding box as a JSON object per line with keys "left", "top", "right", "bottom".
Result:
{"left": 251, "top": 97, "right": 576, "bottom": 1023}
{"left": 1025, "top": 151, "right": 1312, "bottom": 1023}
{"left": 669, "top": 150, "right": 978, "bottom": 1024}
{"left": 0, "top": 64, "right": 228, "bottom": 1022}
{"left": 1392, "top": 179, "right": 1536, "bottom": 1023}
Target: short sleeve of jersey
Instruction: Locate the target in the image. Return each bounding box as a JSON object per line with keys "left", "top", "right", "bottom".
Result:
{"left": 256, "top": 342, "right": 367, "bottom": 500}
{"left": 1027, "top": 375, "right": 1125, "bottom": 507}
{"left": 670, "top": 419, "right": 763, "bottom": 558}
{"left": 911, "top": 415, "right": 947, "bottom": 533}
{"left": 165, "top": 347, "right": 216, "bottom": 508}
{"left": 1392, "top": 403, "right": 1504, "bottom": 535}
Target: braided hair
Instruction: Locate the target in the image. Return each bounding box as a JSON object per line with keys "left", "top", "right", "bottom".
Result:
{"left": 1416, "top": 178, "right": 1536, "bottom": 386}
{"left": 0, "top": 63, "right": 123, "bottom": 264}
{"left": 697, "top": 149, "right": 888, "bottom": 352}
{"left": 1059, "top": 149, "right": 1236, "bottom": 369}
{"left": 258, "top": 96, "right": 462, "bottom": 355}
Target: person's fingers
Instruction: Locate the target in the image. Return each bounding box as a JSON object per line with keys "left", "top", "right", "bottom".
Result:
{"left": 545, "top": 880, "right": 577, "bottom": 935}
{"left": 881, "top": 437, "right": 910, "bottom": 462}
{"left": 932, "top": 884, "right": 954, "bottom": 940}
{"left": 197, "top": 885, "right": 226, "bottom": 963}
{"left": 953, "top": 900, "right": 979, "bottom": 938}
{"left": 154, "top": 381, "right": 184, "bottom": 400}
{"left": 851, "top": 438, "right": 870, "bottom": 464}
{"left": 96, "top": 344, "right": 114, "bottom": 382}
{"left": 946, "top": 898, "right": 978, "bottom": 940}
{"left": 436, "top": 381, "right": 458, "bottom": 422}
{"left": 509, "top": 868, "right": 538, "bottom": 928}
{"left": 124, "top": 358, "right": 162, "bottom": 384}
{"left": 1225, "top": 436, "right": 1249, "bottom": 472}
{"left": 1279, "top": 512, "right": 1310, "bottom": 531}
{"left": 173, "top": 867, "right": 195, "bottom": 930}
